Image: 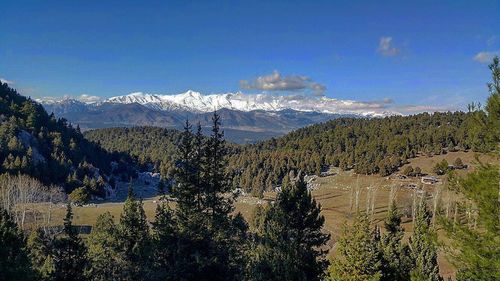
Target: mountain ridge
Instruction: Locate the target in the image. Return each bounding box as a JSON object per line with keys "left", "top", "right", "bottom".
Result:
{"left": 38, "top": 90, "right": 396, "bottom": 117}
{"left": 39, "top": 92, "right": 372, "bottom": 143}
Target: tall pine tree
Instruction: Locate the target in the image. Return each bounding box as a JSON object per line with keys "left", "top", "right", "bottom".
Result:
{"left": 440, "top": 57, "right": 500, "bottom": 281}
{"left": 150, "top": 202, "right": 177, "bottom": 280}
{"left": 246, "top": 175, "right": 330, "bottom": 281}
{"left": 52, "top": 203, "right": 88, "bottom": 281}
{"left": 0, "top": 208, "right": 35, "bottom": 281}
{"left": 409, "top": 198, "right": 442, "bottom": 281}
{"left": 27, "top": 228, "right": 54, "bottom": 280}
{"left": 86, "top": 212, "right": 124, "bottom": 281}
{"left": 379, "top": 201, "right": 411, "bottom": 281}
{"left": 326, "top": 212, "right": 382, "bottom": 281}
{"left": 167, "top": 113, "right": 247, "bottom": 280}
{"left": 118, "top": 185, "right": 151, "bottom": 280}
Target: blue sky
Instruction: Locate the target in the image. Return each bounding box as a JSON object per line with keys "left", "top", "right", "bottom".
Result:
{"left": 0, "top": 0, "right": 499, "bottom": 111}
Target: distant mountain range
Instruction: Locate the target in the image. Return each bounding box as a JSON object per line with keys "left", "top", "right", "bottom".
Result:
{"left": 38, "top": 91, "right": 388, "bottom": 143}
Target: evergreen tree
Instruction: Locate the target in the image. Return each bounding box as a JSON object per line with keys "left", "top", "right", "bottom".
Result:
{"left": 168, "top": 113, "right": 247, "bottom": 280}
{"left": 379, "top": 201, "right": 411, "bottom": 281}
{"left": 441, "top": 165, "right": 499, "bottom": 281}
{"left": 169, "top": 120, "right": 213, "bottom": 280}
{"left": 203, "top": 112, "right": 234, "bottom": 222}
{"left": 326, "top": 213, "right": 381, "bottom": 281}
{"left": 409, "top": 199, "right": 442, "bottom": 281}
{"left": 150, "top": 202, "right": 177, "bottom": 280}
{"left": 52, "top": 203, "right": 88, "bottom": 281}
{"left": 27, "top": 228, "right": 54, "bottom": 280}
{"left": 172, "top": 120, "right": 201, "bottom": 215}
{"left": 118, "top": 185, "right": 151, "bottom": 280}
{"left": 201, "top": 112, "right": 248, "bottom": 280}
{"left": 440, "top": 56, "right": 500, "bottom": 281}
{"left": 485, "top": 56, "right": 500, "bottom": 147}
{"left": 86, "top": 212, "right": 123, "bottom": 281}
{"left": 246, "top": 175, "right": 330, "bottom": 281}
{"left": 0, "top": 208, "right": 35, "bottom": 281}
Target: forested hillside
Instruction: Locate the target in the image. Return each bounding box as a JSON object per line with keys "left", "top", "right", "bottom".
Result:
{"left": 84, "top": 127, "right": 184, "bottom": 178}
{"left": 230, "top": 111, "right": 487, "bottom": 194}
{"left": 0, "top": 82, "right": 132, "bottom": 198}
{"left": 85, "top": 111, "right": 484, "bottom": 195}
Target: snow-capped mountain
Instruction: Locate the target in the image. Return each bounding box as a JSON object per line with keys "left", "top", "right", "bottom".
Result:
{"left": 103, "top": 90, "right": 394, "bottom": 116}
{"left": 38, "top": 90, "right": 394, "bottom": 143}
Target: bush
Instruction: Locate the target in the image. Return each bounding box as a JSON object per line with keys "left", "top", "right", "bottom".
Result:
{"left": 433, "top": 159, "right": 449, "bottom": 175}
{"left": 69, "top": 187, "right": 90, "bottom": 204}
{"left": 402, "top": 165, "right": 414, "bottom": 176}
{"left": 414, "top": 166, "right": 422, "bottom": 176}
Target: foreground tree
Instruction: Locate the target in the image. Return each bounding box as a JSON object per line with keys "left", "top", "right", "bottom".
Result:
{"left": 409, "top": 199, "right": 442, "bottom": 281}
{"left": 27, "top": 228, "right": 54, "bottom": 280}
{"left": 52, "top": 203, "right": 88, "bottom": 281}
{"left": 485, "top": 56, "right": 500, "bottom": 147}
{"left": 379, "top": 201, "right": 412, "bottom": 281}
{"left": 166, "top": 114, "right": 248, "bottom": 280}
{"left": 442, "top": 165, "right": 499, "bottom": 281}
{"left": 118, "top": 186, "right": 151, "bottom": 280}
{"left": 0, "top": 208, "right": 35, "bottom": 281}
{"left": 326, "top": 213, "right": 381, "bottom": 281}
{"left": 440, "top": 56, "right": 500, "bottom": 281}
{"left": 247, "top": 175, "right": 330, "bottom": 281}
{"left": 150, "top": 202, "right": 177, "bottom": 280}
{"left": 86, "top": 212, "right": 123, "bottom": 280}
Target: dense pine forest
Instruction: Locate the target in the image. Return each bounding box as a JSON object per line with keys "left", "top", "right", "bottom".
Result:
{"left": 83, "top": 127, "right": 185, "bottom": 178}
{"left": 0, "top": 82, "right": 137, "bottom": 199}
{"left": 86, "top": 111, "right": 484, "bottom": 196}
{"left": 0, "top": 57, "right": 499, "bottom": 280}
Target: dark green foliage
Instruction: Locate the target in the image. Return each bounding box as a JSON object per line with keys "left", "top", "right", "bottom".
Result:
{"left": 433, "top": 159, "right": 449, "bottom": 175}
{"left": 167, "top": 114, "right": 248, "bottom": 280}
{"left": 403, "top": 165, "right": 415, "bottom": 176}
{"left": 52, "top": 203, "right": 89, "bottom": 281}
{"left": 84, "top": 126, "right": 187, "bottom": 178}
{"left": 442, "top": 164, "right": 499, "bottom": 281}
{"left": 230, "top": 111, "right": 475, "bottom": 195}
{"left": 165, "top": 120, "right": 215, "bottom": 280}
{"left": 485, "top": 57, "right": 500, "bottom": 147}
{"left": 326, "top": 213, "right": 382, "bottom": 281}
{"left": 379, "top": 201, "right": 412, "bottom": 281}
{"left": 0, "top": 82, "right": 128, "bottom": 197}
{"left": 85, "top": 111, "right": 477, "bottom": 196}
{"left": 246, "top": 175, "right": 330, "bottom": 281}
{"left": 0, "top": 208, "right": 35, "bottom": 281}
{"left": 118, "top": 185, "right": 151, "bottom": 280}
{"left": 86, "top": 212, "right": 123, "bottom": 281}
{"left": 27, "top": 228, "right": 54, "bottom": 280}
{"left": 409, "top": 199, "right": 442, "bottom": 281}
{"left": 69, "top": 187, "right": 90, "bottom": 204}
{"left": 453, "top": 157, "right": 463, "bottom": 168}
{"left": 439, "top": 60, "right": 500, "bottom": 280}
{"left": 150, "top": 202, "right": 177, "bottom": 280}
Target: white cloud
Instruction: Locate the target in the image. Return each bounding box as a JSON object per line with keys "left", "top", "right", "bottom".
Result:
{"left": 78, "top": 94, "right": 102, "bottom": 104}
{"left": 473, "top": 51, "right": 500, "bottom": 64}
{"left": 240, "top": 71, "right": 326, "bottom": 95}
{"left": 377, "top": 37, "right": 400, "bottom": 57}
{"left": 0, "top": 78, "right": 14, "bottom": 85}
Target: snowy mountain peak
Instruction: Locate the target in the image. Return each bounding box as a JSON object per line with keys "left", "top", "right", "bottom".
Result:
{"left": 40, "top": 90, "right": 398, "bottom": 116}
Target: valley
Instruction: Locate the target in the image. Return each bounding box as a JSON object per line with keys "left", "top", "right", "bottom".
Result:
{"left": 25, "top": 151, "right": 498, "bottom": 279}
{"left": 2, "top": 2, "right": 499, "bottom": 280}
